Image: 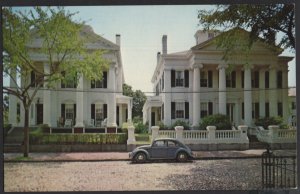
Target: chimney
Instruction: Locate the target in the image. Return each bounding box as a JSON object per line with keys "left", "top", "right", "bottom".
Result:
{"left": 157, "top": 52, "right": 161, "bottom": 65}
{"left": 162, "top": 35, "right": 167, "bottom": 55}
{"left": 116, "top": 34, "right": 121, "bottom": 47}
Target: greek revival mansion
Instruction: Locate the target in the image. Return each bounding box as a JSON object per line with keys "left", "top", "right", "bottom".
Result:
{"left": 8, "top": 26, "right": 133, "bottom": 129}
{"left": 143, "top": 29, "right": 293, "bottom": 129}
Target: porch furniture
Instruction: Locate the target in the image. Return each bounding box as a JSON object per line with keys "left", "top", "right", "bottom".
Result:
{"left": 64, "top": 119, "right": 72, "bottom": 127}
{"left": 101, "top": 118, "right": 107, "bottom": 127}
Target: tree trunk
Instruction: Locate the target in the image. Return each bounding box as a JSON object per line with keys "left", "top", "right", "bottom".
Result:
{"left": 23, "top": 107, "right": 30, "bottom": 157}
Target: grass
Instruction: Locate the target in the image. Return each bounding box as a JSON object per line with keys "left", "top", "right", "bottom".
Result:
{"left": 14, "top": 156, "right": 33, "bottom": 161}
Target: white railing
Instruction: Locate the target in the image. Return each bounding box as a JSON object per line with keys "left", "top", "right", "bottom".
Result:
{"left": 158, "top": 130, "right": 176, "bottom": 138}
{"left": 183, "top": 130, "right": 208, "bottom": 140}
{"left": 215, "top": 130, "right": 241, "bottom": 139}
{"left": 256, "top": 126, "right": 297, "bottom": 144}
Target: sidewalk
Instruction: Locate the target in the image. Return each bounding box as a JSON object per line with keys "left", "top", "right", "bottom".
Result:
{"left": 4, "top": 149, "right": 296, "bottom": 162}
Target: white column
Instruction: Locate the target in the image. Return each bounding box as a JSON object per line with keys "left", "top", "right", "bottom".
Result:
{"left": 192, "top": 64, "right": 202, "bottom": 127}
{"left": 244, "top": 66, "right": 252, "bottom": 126}
{"left": 164, "top": 70, "right": 171, "bottom": 126}
{"left": 259, "top": 69, "right": 266, "bottom": 117}
{"left": 127, "top": 99, "right": 132, "bottom": 124}
{"left": 43, "top": 63, "right": 52, "bottom": 127}
{"left": 8, "top": 68, "right": 18, "bottom": 126}
{"left": 269, "top": 65, "right": 278, "bottom": 117}
{"left": 75, "top": 75, "right": 84, "bottom": 127}
{"left": 282, "top": 69, "right": 289, "bottom": 122}
{"left": 148, "top": 107, "right": 152, "bottom": 130}
{"left": 119, "top": 104, "right": 123, "bottom": 126}
{"left": 107, "top": 64, "right": 117, "bottom": 127}
{"left": 217, "top": 64, "right": 227, "bottom": 115}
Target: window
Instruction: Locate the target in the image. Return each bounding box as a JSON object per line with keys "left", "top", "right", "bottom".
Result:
{"left": 91, "top": 72, "right": 107, "bottom": 88}
{"left": 200, "top": 71, "right": 208, "bottom": 87}
{"left": 153, "top": 140, "right": 166, "bottom": 147}
{"left": 265, "top": 71, "right": 269, "bottom": 88}
{"left": 65, "top": 104, "right": 75, "bottom": 120}
{"left": 175, "top": 71, "right": 184, "bottom": 87}
{"left": 155, "top": 84, "right": 159, "bottom": 96}
{"left": 252, "top": 103, "right": 259, "bottom": 119}
{"left": 292, "top": 101, "right": 296, "bottom": 110}
{"left": 61, "top": 71, "right": 77, "bottom": 88}
{"left": 252, "top": 71, "right": 259, "bottom": 88}
{"left": 95, "top": 104, "right": 104, "bottom": 126}
{"left": 167, "top": 141, "right": 177, "bottom": 147}
{"left": 277, "top": 71, "right": 282, "bottom": 88}
{"left": 226, "top": 71, "right": 236, "bottom": 88}
{"left": 201, "top": 102, "right": 208, "bottom": 118}
{"left": 161, "top": 104, "right": 164, "bottom": 120}
{"left": 175, "top": 102, "right": 184, "bottom": 118}
{"left": 30, "top": 71, "right": 43, "bottom": 88}
{"left": 17, "top": 103, "right": 20, "bottom": 123}
{"left": 162, "top": 72, "right": 164, "bottom": 90}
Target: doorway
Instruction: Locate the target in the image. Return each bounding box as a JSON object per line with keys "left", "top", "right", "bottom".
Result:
{"left": 151, "top": 112, "right": 155, "bottom": 126}
{"left": 36, "top": 104, "right": 43, "bottom": 125}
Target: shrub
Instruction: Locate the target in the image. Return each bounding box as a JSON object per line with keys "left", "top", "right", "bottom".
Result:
{"left": 171, "top": 120, "right": 191, "bottom": 130}
{"left": 199, "top": 114, "right": 231, "bottom": 130}
{"left": 133, "top": 116, "right": 148, "bottom": 134}
{"left": 157, "top": 121, "right": 169, "bottom": 130}
{"left": 254, "top": 117, "right": 284, "bottom": 129}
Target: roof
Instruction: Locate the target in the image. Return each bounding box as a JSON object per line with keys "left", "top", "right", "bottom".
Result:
{"left": 166, "top": 50, "right": 190, "bottom": 57}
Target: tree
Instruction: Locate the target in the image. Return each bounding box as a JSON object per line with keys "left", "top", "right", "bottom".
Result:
{"left": 123, "top": 83, "right": 146, "bottom": 118}
{"left": 198, "top": 4, "right": 295, "bottom": 53}
{"left": 3, "top": 95, "right": 9, "bottom": 124}
{"left": 3, "top": 7, "right": 110, "bottom": 157}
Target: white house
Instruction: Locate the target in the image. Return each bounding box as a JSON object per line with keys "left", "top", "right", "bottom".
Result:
{"left": 8, "top": 25, "right": 133, "bottom": 129}
{"left": 143, "top": 28, "right": 293, "bottom": 130}
{"left": 288, "top": 88, "right": 296, "bottom": 127}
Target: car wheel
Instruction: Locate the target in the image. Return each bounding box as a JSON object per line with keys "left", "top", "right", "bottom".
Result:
{"left": 135, "top": 152, "right": 146, "bottom": 163}
{"left": 176, "top": 152, "right": 187, "bottom": 162}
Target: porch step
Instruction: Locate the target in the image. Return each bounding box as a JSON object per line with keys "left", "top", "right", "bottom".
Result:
{"left": 248, "top": 134, "right": 269, "bottom": 149}
{"left": 4, "top": 127, "right": 24, "bottom": 144}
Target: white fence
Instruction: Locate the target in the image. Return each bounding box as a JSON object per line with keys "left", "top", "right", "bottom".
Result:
{"left": 153, "top": 125, "right": 249, "bottom": 144}
{"left": 256, "top": 125, "right": 297, "bottom": 144}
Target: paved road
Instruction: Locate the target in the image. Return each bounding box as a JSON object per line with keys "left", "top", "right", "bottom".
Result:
{"left": 4, "top": 159, "right": 262, "bottom": 191}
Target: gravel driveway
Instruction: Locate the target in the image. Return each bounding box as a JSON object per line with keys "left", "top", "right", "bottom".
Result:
{"left": 4, "top": 159, "right": 262, "bottom": 191}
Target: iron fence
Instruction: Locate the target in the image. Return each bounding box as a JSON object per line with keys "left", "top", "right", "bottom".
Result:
{"left": 262, "top": 148, "right": 297, "bottom": 189}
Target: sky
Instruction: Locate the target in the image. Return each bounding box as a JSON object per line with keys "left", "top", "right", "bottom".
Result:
{"left": 5, "top": 5, "right": 296, "bottom": 95}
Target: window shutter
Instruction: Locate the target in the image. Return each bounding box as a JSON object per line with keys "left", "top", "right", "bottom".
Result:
{"left": 277, "top": 71, "right": 282, "bottom": 88}
{"left": 185, "top": 102, "right": 189, "bottom": 119}
{"left": 242, "top": 103, "right": 244, "bottom": 119}
{"left": 231, "top": 71, "right": 236, "bottom": 88}
{"left": 171, "top": 102, "right": 175, "bottom": 119}
{"left": 255, "top": 71, "right": 259, "bottom": 88}
{"left": 103, "top": 104, "right": 107, "bottom": 118}
{"left": 126, "top": 108, "right": 128, "bottom": 121}
{"left": 184, "top": 70, "right": 189, "bottom": 88}
{"left": 61, "top": 104, "right": 65, "bottom": 118}
{"left": 255, "top": 103, "right": 259, "bottom": 119}
{"left": 241, "top": 71, "right": 244, "bottom": 88}
{"left": 74, "top": 104, "right": 76, "bottom": 122}
{"left": 103, "top": 71, "right": 107, "bottom": 88}
{"left": 208, "top": 71, "right": 213, "bottom": 88}
{"left": 265, "top": 71, "right": 269, "bottom": 88}
{"left": 161, "top": 104, "right": 164, "bottom": 120}
{"left": 91, "top": 104, "right": 95, "bottom": 120}
{"left": 265, "top": 103, "right": 270, "bottom": 117}
{"left": 208, "top": 102, "right": 213, "bottom": 115}
{"left": 31, "top": 71, "right": 36, "bottom": 87}
{"left": 171, "top": 70, "right": 175, "bottom": 87}
{"left": 61, "top": 71, "right": 65, "bottom": 88}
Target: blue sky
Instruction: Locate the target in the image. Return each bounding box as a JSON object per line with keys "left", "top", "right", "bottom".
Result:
{"left": 5, "top": 5, "right": 296, "bottom": 94}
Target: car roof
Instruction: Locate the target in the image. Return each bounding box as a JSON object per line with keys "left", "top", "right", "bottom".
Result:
{"left": 154, "top": 138, "right": 181, "bottom": 142}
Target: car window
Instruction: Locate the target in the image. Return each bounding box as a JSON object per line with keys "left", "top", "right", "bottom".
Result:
{"left": 153, "top": 140, "right": 166, "bottom": 147}
{"left": 167, "top": 141, "right": 177, "bottom": 147}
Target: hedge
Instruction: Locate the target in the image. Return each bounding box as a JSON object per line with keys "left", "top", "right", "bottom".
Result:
{"left": 29, "top": 133, "right": 128, "bottom": 145}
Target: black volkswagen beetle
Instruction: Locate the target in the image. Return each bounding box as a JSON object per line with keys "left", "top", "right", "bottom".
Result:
{"left": 129, "top": 138, "right": 194, "bottom": 163}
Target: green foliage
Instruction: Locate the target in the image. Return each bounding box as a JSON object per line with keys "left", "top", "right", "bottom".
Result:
{"left": 171, "top": 120, "right": 191, "bottom": 130}
{"left": 198, "top": 4, "right": 295, "bottom": 50}
{"left": 123, "top": 84, "right": 146, "bottom": 118}
{"left": 255, "top": 117, "right": 285, "bottom": 129}
{"left": 157, "top": 121, "right": 169, "bottom": 130}
{"left": 199, "top": 114, "right": 232, "bottom": 130}
{"left": 29, "top": 133, "right": 128, "bottom": 144}
{"left": 133, "top": 116, "right": 148, "bottom": 134}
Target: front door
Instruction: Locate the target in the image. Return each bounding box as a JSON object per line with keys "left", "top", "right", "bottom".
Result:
{"left": 36, "top": 104, "right": 43, "bottom": 125}
{"left": 151, "top": 112, "right": 155, "bottom": 126}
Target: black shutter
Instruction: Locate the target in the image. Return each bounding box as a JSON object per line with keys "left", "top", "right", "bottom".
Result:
{"left": 265, "top": 71, "right": 269, "bottom": 88}
{"left": 242, "top": 102, "right": 244, "bottom": 119}
{"left": 103, "top": 71, "right": 107, "bottom": 88}
{"left": 171, "top": 70, "right": 175, "bottom": 87}
{"left": 103, "top": 104, "right": 107, "bottom": 118}
{"left": 61, "top": 104, "right": 65, "bottom": 119}
{"left": 255, "top": 71, "right": 259, "bottom": 88}
{"left": 91, "top": 80, "right": 95, "bottom": 88}
{"left": 171, "top": 102, "right": 175, "bottom": 119}
{"left": 74, "top": 104, "right": 76, "bottom": 122}
{"left": 255, "top": 103, "right": 259, "bottom": 119}
{"left": 185, "top": 102, "right": 189, "bottom": 119}
{"left": 208, "top": 102, "right": 213, "bottom": 115}
{"left": 61, "top": 71, "right": 65, "bottom": 88}
{"left": 184, "top": 70, "right": 189, "bottom": 88}
{"left": 208, "top": 71, "right": 213, "bottom": 88}
{"left": 277, "top": 71, "right": 282, "bottom": 88}
{"left": 91, "top": 104, "right": 95, "bottom": 120}
{"left": 265, "top": 103, "right": 270, "bottom": 117}
{"left": 31, "top": 71, "right": 35, "bottom": 87}
{"left": 241, "top": 71, "right": 244, "bottom": 88}
{"left": 126, "top": 108, "right": 128, "bottom": 121}
{"left": 161, "top": 104, "right": 164, "bottom": 120}
{"left": 278, "top": 102, "right": 283, "bottom": 116}
{"left": 231, "top": 71, "right": 236, "bottom": 88}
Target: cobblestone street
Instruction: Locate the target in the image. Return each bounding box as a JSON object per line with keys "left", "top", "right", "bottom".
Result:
{"left": 4, "top": 159, "right": 262, "bottom": 191}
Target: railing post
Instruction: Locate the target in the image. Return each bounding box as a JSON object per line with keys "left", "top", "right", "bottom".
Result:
{"left": 238, "top": 125, "right": 249, "bottom": 143}
{"left": 151, "top": 126, "right": 159, "bottom": 141}
{"left": 127, "top": 125, "right": 136, "bottom": 144}
{"left": 268, "top": 125, "right": 279, "bottom": 143}
{"left": 207, "top": 126, "right": 216, "bottom": 143}
{"left": 175, "top": 126, "right": 184, "bottom": 142}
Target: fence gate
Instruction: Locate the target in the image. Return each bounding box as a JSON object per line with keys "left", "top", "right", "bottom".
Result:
{"left": 262, "top": 149, "right": 297, "bottom": 189}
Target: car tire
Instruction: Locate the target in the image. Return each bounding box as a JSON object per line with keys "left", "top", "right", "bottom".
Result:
{"left": 176, "top": 152, "right": 187, "bottom": 162}
{"left": 134, "top": 152, "right": 147, "bottom": 163}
